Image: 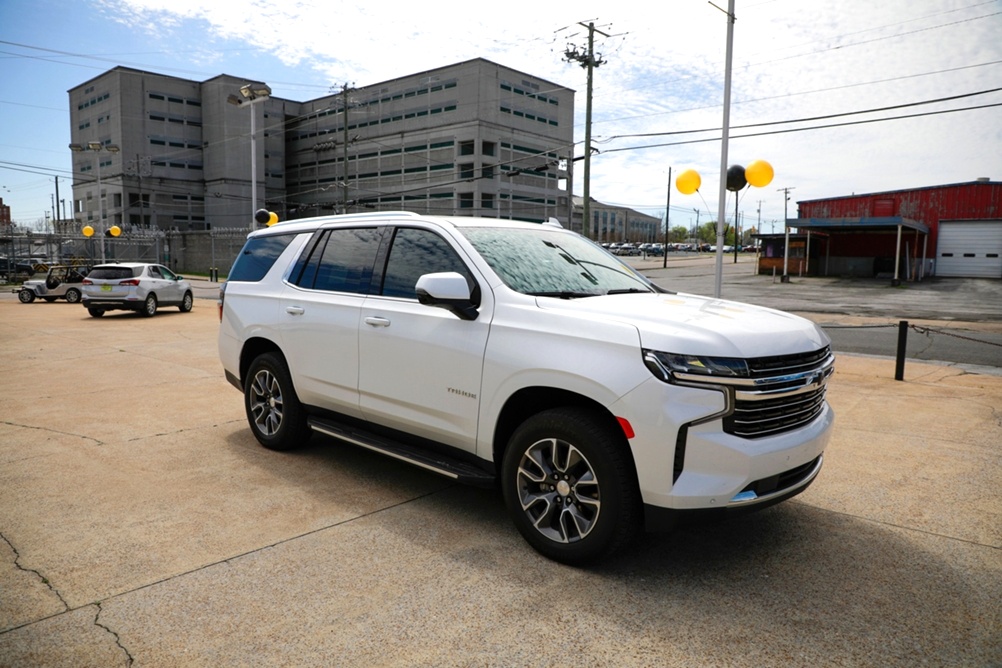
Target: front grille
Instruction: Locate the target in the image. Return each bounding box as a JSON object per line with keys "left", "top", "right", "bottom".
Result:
{"left": 722, "top": 347, "right": 832, "bottom": 438}
{"left": 725, "top": 384, "right": 828, "bottom": 438}
{"left": 669, "top": 346, "right": 832, "bottom": 439}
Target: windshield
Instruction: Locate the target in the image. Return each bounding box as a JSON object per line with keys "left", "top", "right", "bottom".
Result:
{"left": 460, "top": 226, "right": 657, "bottom": 297}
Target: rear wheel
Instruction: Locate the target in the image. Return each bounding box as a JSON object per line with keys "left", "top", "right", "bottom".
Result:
{"left": 18, "top": 289, "right": 34, "bottom": 303}
{"left": 244, "top": 352, "right": 310, "bottom": 451}
{"left": 502, "top": 407, "right": 641, "bottom": 565}
{"left": 65, "top": 288, "right": 81, "bottom": 304}
{"left": 179, "top": 291, "right": 193, "bottom": 312}
{"left": 141, "top": 294, "right": 157, "bottom": 317}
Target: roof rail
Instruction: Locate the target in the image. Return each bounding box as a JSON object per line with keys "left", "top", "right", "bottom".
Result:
{"left": 321, "top": 210, "right": 423, "bottom": 221}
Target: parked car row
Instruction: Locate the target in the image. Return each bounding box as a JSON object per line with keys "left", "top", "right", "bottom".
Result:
{"left": 12, "top": 262, "right": 194, "bottom": 317}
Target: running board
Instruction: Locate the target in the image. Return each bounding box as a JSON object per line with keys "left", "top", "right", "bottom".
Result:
{"left": 308, "top": 417, "right": 496, "bottom": 488}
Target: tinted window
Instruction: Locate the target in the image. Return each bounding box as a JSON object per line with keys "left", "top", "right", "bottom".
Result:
{"left": 89, "top": 267, "right": 137, "bottom": 280}
{"left": 148, "top": 265, "right": 163, "bottom": 278}
{"left": 309, "top": 228, "right": 381, "bottom": 294}
{"left": 229, "top": 234, "right": 297, "bottom": 282}
{"left": 381, "top": 228, "right": 473, "bottom": 298}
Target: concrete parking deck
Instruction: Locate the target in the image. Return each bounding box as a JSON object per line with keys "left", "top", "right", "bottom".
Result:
{"left": 0, "top": 277, "right": 999, "bottom": 667}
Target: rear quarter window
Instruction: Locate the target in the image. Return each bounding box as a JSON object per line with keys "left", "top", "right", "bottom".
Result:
{"left": 228, "top": 234, "right": 297, "bottom": 282}
{"left": 89, "top": 267, "right": 138, "bottom": 280}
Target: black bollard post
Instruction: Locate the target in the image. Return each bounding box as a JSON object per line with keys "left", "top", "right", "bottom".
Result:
{"left": 894, "top": 320, "right": 908, "bottom": 381}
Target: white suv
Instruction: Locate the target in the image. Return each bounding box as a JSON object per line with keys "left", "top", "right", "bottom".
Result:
{"left": 218, "top": 212, "right": 834, "bottom": 563}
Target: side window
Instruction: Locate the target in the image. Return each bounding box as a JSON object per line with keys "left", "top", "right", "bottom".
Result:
{"left": 380, "top": 227, "right": 474, "bottom": 299}
{"left": 148, "top": 266, "right": 163, "bottom": 279}
{"left": 160, "top": 266, "right": 178, "bottom": 281}
{"left": 310, "top": 227, "right": 381, "bottom": 294}
{"left": 228, "top": 233, "right": 297, "bottom": 282}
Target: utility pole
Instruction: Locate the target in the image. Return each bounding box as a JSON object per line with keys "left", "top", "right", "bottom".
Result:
{"left": 564, "top": 21, "right": 608, "bottom": 240}
{"left": 711, "top": 0, "right": 736, "bottom": 298}
{"left": 334, "top": 82, "right": 355, "bottom": 213}
{"left": 778, "top": 186, "right": 795, "bottom": 282}
{"left": 127, "top": 155, "right": 152, "bottom": 228}
{"left": 663, "top": 167, "right": 671, "bottom": 268}
{"left": 693, "top": 208, "right": 700, "bottom": 248}
{"left": 53, "top": 176, "right": 61, "bottom": 232}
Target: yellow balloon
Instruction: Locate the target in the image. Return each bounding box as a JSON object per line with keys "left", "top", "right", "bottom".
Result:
{"left": 82, "top": 225, "right": 95, "bottom": 237}
{"left": 109, "top": 225, "right": 122, "bottom": 237}
{"left": 676, "top": 169, "right": 701, "bottom": 195}
{"left": 745, "top": 160, "right": 774, "bottom": 188}
{"left": 267, "top": 212, "right": 279, "bottom": 226}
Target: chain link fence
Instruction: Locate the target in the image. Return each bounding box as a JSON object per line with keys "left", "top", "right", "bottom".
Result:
{"left": 1, "top": 229, "right": 249, "bottom": 280}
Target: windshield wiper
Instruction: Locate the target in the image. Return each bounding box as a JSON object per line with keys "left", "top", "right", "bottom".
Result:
{"left": 605, "top": 287, "right": 654, "bottom": 295}
{"left": 528, "top": 291, "right": 597, "bottom": 299}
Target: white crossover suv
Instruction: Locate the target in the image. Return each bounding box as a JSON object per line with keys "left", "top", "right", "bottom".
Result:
{"left": 218, "top": 212, "right": 834, "bottom": 564}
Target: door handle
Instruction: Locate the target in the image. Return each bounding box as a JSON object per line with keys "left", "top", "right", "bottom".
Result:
{"left": 364, "top": 316, "right": 390, "bottom": 327}
{"left": 286, "top": 306, "right": 305, "bottom": 316}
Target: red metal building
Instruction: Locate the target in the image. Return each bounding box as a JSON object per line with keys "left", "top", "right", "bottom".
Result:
{"left": 772, "top": 179, "right": 1002, "bottom": 280}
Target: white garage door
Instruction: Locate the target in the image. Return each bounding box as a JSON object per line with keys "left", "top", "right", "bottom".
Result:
{"left": 937, "top": 220, "right": 1002, "bottom": 278}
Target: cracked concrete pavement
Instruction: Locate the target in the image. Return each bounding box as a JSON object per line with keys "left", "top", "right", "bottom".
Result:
{"left": 0, "top": 270, "right": 1000, "bottom": 667}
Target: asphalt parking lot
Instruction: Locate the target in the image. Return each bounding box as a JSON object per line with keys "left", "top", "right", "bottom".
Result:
{"left": 0, "top": 269, "right": 1000, "bottom": 667}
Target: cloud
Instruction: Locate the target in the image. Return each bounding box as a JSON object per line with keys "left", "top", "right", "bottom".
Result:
{"left": 89, "top": 0, "right": 1002, "bottom": 224}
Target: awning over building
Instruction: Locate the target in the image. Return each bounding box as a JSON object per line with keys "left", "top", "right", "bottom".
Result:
{"left": 787, "top": 216, "right": 929, "bottom": 234}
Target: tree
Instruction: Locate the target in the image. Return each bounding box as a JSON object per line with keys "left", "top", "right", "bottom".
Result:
{"left": 698, "top": 222, "right": 717, "bottom": 243}
{"left": 669, "top": 226, "right": 688, "bottom": 242}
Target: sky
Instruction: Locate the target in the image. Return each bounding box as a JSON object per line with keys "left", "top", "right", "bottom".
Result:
{"left": 1, "top": 0, "right": 1000, "bottom": 233}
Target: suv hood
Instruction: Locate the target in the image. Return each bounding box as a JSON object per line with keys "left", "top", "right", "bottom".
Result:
{"left": 536, "top": 291, "right": 830, "bottom": 358}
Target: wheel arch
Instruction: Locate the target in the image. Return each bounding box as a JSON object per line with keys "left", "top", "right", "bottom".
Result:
{"left": 239, "top": 337, "right": 285, "bottom": 387}
{"left": 491, "top": 387, "right": 632, "bottom": 474}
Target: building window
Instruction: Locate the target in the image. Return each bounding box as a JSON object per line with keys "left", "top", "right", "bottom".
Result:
{"left": 460, "top": 141, "right": 475, "bottom": 156}
{"left": 482, "top": 194, "right": 494, "bottom": 209}
{"left": 459, "top": 163, "right": 475, "bottom": 179}
{"left": 483, "top": 141, "right": 496, "bottom": 157}
{"left": 459, "top": 193, "right": 474, "bottom": 209}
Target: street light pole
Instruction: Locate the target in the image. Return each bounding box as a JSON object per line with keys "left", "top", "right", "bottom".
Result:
{"left": 70, "top": 141, "right": 120, "bottom": 263}
{"left": 228, "top": 83, "right": 271, "bottom": 231}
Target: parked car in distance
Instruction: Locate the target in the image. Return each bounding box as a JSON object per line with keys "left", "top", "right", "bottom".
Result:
{"left": 81, "top": 262, "right": 193, "bottom": 317}
{"left": 1, "top": 258, "right": 40, "bottom": 282}
{"left": 15, "top": 265, "right": 91, "bottom": 303}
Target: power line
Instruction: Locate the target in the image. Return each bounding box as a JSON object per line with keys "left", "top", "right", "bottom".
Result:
{"left": 601, "top": 101, "right": 1002, "bottom": 154}
{"left": 603, "top": 86, "right": 1002, "bottom": 142}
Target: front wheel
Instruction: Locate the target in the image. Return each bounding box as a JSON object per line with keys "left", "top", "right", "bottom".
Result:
{"left": 18, "top": 289, "right": 35, "bottom": 304}
{"left": 502, "top": 407, "right": 641, "bottom": 565}
{"left": 65, "top": 288, "right": 81, "bottom": 304}
{"left": 244, "top": 352, "right": 310, "bottom": 451}
{"left": 179, "top": 291, "right": 193, "bottom": 312}
{"left": 141, "top": 294, "right": 158, "bottom": 317}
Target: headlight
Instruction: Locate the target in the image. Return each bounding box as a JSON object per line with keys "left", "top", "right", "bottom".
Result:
{"left": 643, "top": 350, "right": 749, "bottom": 382}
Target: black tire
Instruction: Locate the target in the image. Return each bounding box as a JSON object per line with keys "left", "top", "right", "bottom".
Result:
{"left": 88, "top": 308, "right": 105, "bottom": 318}
{"left": 141, "top": 294, "right": 157, "bottom": 317}
{"left": 179, "top": 291, "right": 193, "bottom": 312}
{"left": 65, "top": 288, "right": 81, "bottom": 304}
{"left": 244, "top": 352, "right": 310, "bottom": 451}
{"left": 502, "top": 407, "right": 641, "bottom": 565}
{"left": 18, "top": 289, "right": 34, "bottom": 304}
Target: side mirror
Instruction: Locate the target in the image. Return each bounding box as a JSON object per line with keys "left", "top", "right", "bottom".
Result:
{"left": 415, "top": 272, "right": 479, "bottom": 321}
